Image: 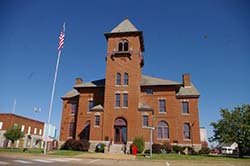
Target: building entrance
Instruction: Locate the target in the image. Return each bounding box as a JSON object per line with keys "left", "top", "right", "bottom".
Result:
{"left": 114, "top": 118, "right": 127, "bottom": 144}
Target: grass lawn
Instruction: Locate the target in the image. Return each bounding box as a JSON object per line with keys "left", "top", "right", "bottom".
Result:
{"left": 0, "top": 148, "right": 43, "bottom": 153}
{"left": 48, "top": 150, "right": 86, "bottom": 156}
{"left": 137, "top": 153, "right": 250, "bottom": 162}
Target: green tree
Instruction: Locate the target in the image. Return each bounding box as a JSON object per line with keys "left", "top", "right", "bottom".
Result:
{"left": 210, "top": 104, "right": 250, "bottom": 158}
{"left": 4, "top": 126, "right": 25, "bottom": 148}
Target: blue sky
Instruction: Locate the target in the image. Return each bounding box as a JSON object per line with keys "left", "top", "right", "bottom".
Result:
{"left": 0, "top": 0, "right": 249, "bottom": 144}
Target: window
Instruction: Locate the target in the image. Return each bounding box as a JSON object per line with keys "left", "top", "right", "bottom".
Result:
{"left": 118, "top": 39, "right": 129, "bottom": 52}
{"left": 118, "top": 42, "right": 123, "bottom": 51}
{"left": 0, "top": 122, "right": 3, "bottom": 129}
{"left": 69, "top": 122, "right": 74, "bottom": 137}
{"left": 39, "top": 129, "right": 42, "bottom": 135}
{"left": 21, "top": 125, "right": 25, "bottom": 132}
{"left": 183, "top": 123, "right": 190, "bottom": 139}
{"left": 142, "top": 115, "right": 148, "bottom": 127}
{"left": 124, "top": 41, "right": 128, "bottom": 51}
{"left": 115, "top": 93, "right": 121, "bottom": 107}
{"left": 182, "top": 102, "right": 189, "bottom": 114}
{"left": 146, "top": 88, "right": 153, "bottom": 95}
{"left": 34, "top": 128, "right": 37, "bottom": 134}
{"left": 95, "top": 115, "right": 100, "bottom": 126}
{"left": 71, "top": 100, "right": 78, "bottom": 114}
{"left": 124, "top": 73, "right": 128, "bottom": 85}
{"left": 88, "top": 100, "right": 94, "bottom": 112}
{"left": 157, "top": 121, "right": 169, "bottom": 139}
{"left": 159, "top": 99, "right": 166, "bottom": 112}
{"left": 123, "top": 93, "right": 128, "bottom": 107}
{"left": 28, "top": 126, "right": 31, "bottom": 135}
{"left": 116, "top": 73, "right": 121, "bottom": 85}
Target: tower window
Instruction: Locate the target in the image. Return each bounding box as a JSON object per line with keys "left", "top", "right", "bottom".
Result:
{"left": 115, "top": 93, "right": 121, "bottom": 107}
{"left": 118, "top": 42, "right": 123, "bottom": 52}
{"left": 118, "top": 39, "right": 129, "bottom": 52}
{"left": 123, "top": 93, "right": 128, "bottom": 107}
{"left": 116, "top": 73, "right": 121, "bottom": 85}
{"left": 124, "top": 41, "right": 128, "bottom": 51}
{"left": 124, "top": 73, "right": 128, "bottom": 85}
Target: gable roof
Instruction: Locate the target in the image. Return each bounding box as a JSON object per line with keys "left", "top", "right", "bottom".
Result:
{"left": 176, "top": 83, "right": 200, "bottom": 97}
{"left": 62, "top": 75, "right": 199, "bottom": 98}
{"left": 111, "top": 18, "right": 139, "bottom": 33}
{"left": 61, "top": 89, "right": 79, "bottom": 99}
{"left": 74, "top": 79, "right": 105, "bottom": 88}
{"left": 141, "top": 75, "right": 181, "bottom": 86}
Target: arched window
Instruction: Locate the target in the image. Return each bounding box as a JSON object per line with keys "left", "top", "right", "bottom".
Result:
{"left": 124, "top": 41, "right": 128, "bottom": 51}
{"left": 118, "top": 42, "right": 123, "bottom": 52}
{"left": 118, "top": 39, "right": 129, "bottom": 52}
{"left": 124, "top": 73, "right": 128, "bottom": 85}
{"left": 183, "top": 123, "right": 190, "bottom": 139}
{"left": 116, "top": 73, "right": 121, "bottom": 85}
{"left": 157, "top": 121, "right": 169, "bottom": 139}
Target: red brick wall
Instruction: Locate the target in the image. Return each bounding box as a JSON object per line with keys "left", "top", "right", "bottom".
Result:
{"left": 0, "top": 114, "right": 44, "bottom": 136}
{"left": 59, "top": 32, "right": 201, "bottom": 147}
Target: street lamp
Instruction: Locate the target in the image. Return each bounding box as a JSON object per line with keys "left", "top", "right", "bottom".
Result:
{"left": 145, "top": 126, "right": 155, "bottom": 158}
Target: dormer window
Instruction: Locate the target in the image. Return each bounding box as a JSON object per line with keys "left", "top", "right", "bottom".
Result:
{"left": 118, "top": 39, "right": 129, "bottom": 52}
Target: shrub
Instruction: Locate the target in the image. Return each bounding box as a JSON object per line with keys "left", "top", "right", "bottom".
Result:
{"left": 152, "top": 143, "right": 161, "bottom": 154}
{"left": 95, "top": 143, "right": 105, "bottom": 153}
{"left": 75, "top": 139, "right": 90, "bottom": 151}
{"left": 60, "top": 139, "right": 75, "bottom": 150}
{"left": 132, "top": 136, "right": 145, "bottom": 153}
{"left": 172, "top": 145, "right": 184, "bottom": 154}
{"left": 60, "top": 139, "right": 90, "bottom": 151}
{"left": 199, "top": 147, "right": 211, "bottom": 154}
{"left": 161, "top": 142, "right": 172, "bottom": 153}
{"left": 182, "top": 146, "right": 198, "bottom": 155}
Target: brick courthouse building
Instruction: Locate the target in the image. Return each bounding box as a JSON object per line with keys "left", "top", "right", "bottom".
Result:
{"left": 60, "top": 19, "right": 201, "bottom": 151}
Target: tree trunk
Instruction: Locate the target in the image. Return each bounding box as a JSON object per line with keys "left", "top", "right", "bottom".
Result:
{"left": 11, "top": 140, "right": 15, "bottom": 149}
{"left": 238, "top": 144, "right": 243, "bottom": 158}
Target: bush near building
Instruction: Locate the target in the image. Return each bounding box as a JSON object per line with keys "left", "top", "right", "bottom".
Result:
{"left": 199, "top": 147, "right": 211, "bottom": 154}
{"left": 60, "top": 139, "right": 90, "bottom": 151}
{"left": 132, "top": 136, "right": 145, "bottom": 153}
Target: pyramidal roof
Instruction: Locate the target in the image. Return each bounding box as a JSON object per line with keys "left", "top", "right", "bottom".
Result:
{"left": 111, "top": 18, "right": 139, "bottom": 33}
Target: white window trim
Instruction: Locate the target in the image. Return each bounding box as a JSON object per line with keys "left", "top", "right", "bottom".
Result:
{"left": 0, "top": 122, "right": 3, "bottom": 130}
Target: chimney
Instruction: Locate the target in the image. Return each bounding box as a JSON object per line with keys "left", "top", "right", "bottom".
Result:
{"left": 75, "top": 78, "right": 83, "bottom": 85}
{"left": 183, "top": 74, "right": 191, "bottom": 87}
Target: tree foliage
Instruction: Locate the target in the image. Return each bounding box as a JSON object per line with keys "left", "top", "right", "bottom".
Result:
{"left": 4, "top": 126, "right": 25, "bottom": 146}
{"left": 210, "top": 104, "right": 250, "bottom": 157}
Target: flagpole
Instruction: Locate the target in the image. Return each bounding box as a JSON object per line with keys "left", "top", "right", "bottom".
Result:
{"left": 44, "top": 49, "right": 62, "bottom": 154}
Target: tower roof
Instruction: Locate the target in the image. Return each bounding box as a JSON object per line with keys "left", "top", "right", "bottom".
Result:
{"left": 104, "top": 18, "right": 145, "bottom": 51}
{"left": 111, "top": 18, "right": 139, "bottom": 33}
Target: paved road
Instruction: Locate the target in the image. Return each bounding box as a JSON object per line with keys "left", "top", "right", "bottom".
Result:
{"left": 0, "top": 155, "right": 249, "bottom": 166}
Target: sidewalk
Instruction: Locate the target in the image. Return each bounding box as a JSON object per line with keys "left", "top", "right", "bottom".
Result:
{"left": 0, "top": 152, "right": 136, "bottom": 160}
{"left": 75, "top": 153, "right": 136, "bottom": 160}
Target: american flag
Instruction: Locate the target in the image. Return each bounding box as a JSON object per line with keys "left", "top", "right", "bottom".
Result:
{"left": 58, "top": 23, "right": 65, "bottom": 50}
